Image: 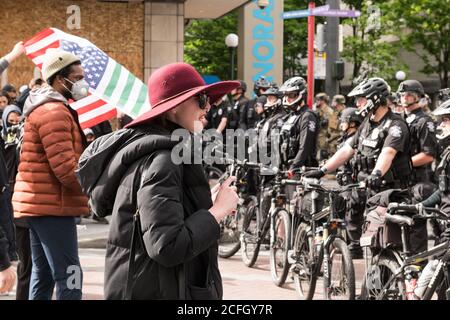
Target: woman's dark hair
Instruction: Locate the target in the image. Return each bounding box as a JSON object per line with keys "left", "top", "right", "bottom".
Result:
{"left": 47, "top": 61, "right": 82, "bottom": 86}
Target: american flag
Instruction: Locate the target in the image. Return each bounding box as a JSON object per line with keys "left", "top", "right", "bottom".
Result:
{"left": 24, "top": 28, "right": 149, "bottom": 129}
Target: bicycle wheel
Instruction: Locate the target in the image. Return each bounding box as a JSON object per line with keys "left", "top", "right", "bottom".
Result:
{"left": 241, "top": 199, "right": 261, "bottom": 267}
{"left": 292, "top": 223, "right": 318, "bottom": 300}
{"left": 325, "top": 237, "right": 355, "bottom": 300}
{"left": 204, "top": 165, "right": 223, "bottom": 188}
{"left": 218, "top": 213, "right": 242, "bottom": 258}
{"left": 360, "top": 252, "right": 405, "bottom": 300}
{"left": 269, "top": 209, "right": 291, "bottom": 287}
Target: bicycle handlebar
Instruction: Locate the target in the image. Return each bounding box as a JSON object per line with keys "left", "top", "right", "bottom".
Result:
{"left": 387, "top": 202, "right": 450, "bottom": 221}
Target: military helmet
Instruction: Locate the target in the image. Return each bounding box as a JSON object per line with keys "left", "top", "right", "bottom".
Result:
{"left": 332, "top": 94, "right": 346, "bottom": 105}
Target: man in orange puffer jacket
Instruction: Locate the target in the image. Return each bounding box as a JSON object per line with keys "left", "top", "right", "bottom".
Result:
{"left": 12, "top": 49, "right": 89, "bottom": 300}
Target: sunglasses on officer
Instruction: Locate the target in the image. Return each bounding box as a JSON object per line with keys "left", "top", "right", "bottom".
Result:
{"left": 286, "top": 92, "right": 299, "bottom": 99}
{"left": 196, "top": 93, "right": 210, "bottom": 110}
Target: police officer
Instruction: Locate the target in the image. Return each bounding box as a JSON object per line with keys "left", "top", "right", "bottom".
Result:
{"left": 279, "top": 76, "right": 319, "bottom": 171}
{"left": 335, "top": 108, "right": 362, "bottom": 186}
{"left": 397, "top": 80, "right": 437, "bottom": 185}
{"left": 239, "top": 76, "right": 270, "bottom": 130}
{"left": 315, "top": 93, "right": 340, "bottom": 160}
{"left": 253, "top": 86, "right": 286, "bottom": 216}
{"left": 304, "top": 77, "right": 413, "bottom": 258}
{"left": 421, "top": 98, "right": 450, "bottom": 246}
{"left": 228, "top": 80, "right": 248, "bottom": 130}
{"left": 204, "top": 95, "right": 229, "bottom": 134}
{"left": 254, "top": 86, "right": 286, "bottom": 165}
{"left": 397, "top": 80, "right": 437, "bottom": 254}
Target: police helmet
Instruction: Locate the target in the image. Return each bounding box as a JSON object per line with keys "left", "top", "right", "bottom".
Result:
{"left": 253, "top": 76, "right": 271, "bottom": 96}
{"left": 279, "top": 76, "right": 307, "bottom": 107}
{"left": 348, "top": 77, "right": 391, "bottom": 116}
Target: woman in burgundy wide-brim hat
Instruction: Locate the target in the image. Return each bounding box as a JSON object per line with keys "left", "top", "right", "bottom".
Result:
{"left": 81, "top": 62, "right": 241, "bottom": 300}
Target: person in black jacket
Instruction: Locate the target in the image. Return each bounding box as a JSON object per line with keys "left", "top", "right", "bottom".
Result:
{"left": 0, "top": 41, "right": 24, "bottom": 294}
{"left": 76, "top": 62, "right": 240, "bottom": 300}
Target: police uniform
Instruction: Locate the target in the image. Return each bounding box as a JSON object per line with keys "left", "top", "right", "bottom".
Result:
{"left": 254, "top": 108, "right": 287, "bottom": 216}
{"left": 279, "top": 106, "right": 319, "bottom": 170}
{"left": 344, "top": 110, "right": 412, "bottom": 255}
{"left": 351, "top": 110, "right": 412, "bottom": 188}
{"left": 336, "top": 133, "right": 357, "bottom": 186}
{"left": 317, "top": 105, "right": 339, "bottom": 159}
{"left": 228, "top": 96, "right": 248, "bottom": 130}
{"left": 256, "top": 109, "right": 286, "bottom": 165}
{"left": 405, "top": 108, "right": 438, "bottom": 253}
{"left": 239, "top": 98, "right": 262, "bottom": 130}
{"left": 205, "top": 100, "right": 229, "bottom": 131}
{"left": 405, "top": 108, "right": 437, "bottom": 183}
{"left": 435, "top": 146, "right": 450, "bottom": 213}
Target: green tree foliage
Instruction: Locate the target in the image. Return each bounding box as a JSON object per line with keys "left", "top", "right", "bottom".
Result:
{"left": 184, "top": 0, "right": 318, "bottom": 81}
{"left": 341, "top": 0, "right": 407, "bottom": 82}
{"left": 391, "top": 0, "right": 450, "bottom": 88}
{"left": 184, "top": 12, "right": 238, "bottom": 81}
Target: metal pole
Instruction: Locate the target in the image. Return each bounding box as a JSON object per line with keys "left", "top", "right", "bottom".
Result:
{"left": 231, "top": 48, "right": 236, "bottom": 80}
{"left": 325, "top": 0, "right": 340, "bottom": 98}
{"left": 307, "top": 2, "right": 315, "bottom": 108}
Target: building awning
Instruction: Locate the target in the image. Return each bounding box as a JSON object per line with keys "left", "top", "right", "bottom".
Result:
{"left": 99, "top": 0, "right": 250, "bottom": 19}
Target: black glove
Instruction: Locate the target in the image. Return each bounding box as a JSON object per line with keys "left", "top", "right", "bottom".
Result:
{"left": 366, "top": 170, "right": 383, "bottom": 189}
{"left": 303, "top": 169, "right": 325, "bottom": 179}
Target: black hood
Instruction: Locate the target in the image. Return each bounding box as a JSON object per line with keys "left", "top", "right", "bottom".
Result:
{"left": 76, "top": 124, "right": 181, "bottom": 217}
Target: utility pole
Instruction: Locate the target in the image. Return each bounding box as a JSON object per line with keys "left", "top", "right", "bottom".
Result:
{"left": 325, "top": 0, "right": 339, "bottom": 98}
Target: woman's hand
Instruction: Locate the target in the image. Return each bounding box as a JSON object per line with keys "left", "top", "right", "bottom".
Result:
{"left": 209, "top": 176, "right": 239, "bottom": 223}
{"left": 210, "top": 182, "right": 221, "bottom": 203}
{"left": 0, "top": 266, "right": 16, "bottom": 294}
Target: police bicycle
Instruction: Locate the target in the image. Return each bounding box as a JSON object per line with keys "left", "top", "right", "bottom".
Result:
{"left": 291, "top": 179, "right": 365, "bottom": 300}
{"left": 240, "top": 164, "right": 305, "bottom": 287}
{"left": 217, "top": 157, "right": 259, "bottom": 259}
{"left": 359, "top": 203, "right": 450, "bottom": 300}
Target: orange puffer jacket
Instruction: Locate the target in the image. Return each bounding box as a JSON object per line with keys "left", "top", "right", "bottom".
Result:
{"left": 13, "top": 88, "right": 89, "bottom": 218}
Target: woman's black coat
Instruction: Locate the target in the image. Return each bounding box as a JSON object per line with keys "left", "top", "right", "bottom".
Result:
{"left": 77, "top": 123, "right": 222, "bottom": 299}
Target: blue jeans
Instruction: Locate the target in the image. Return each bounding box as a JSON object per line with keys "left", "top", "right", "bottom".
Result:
{"left": 28, "top": 216, "right": 83, "bottom": 300}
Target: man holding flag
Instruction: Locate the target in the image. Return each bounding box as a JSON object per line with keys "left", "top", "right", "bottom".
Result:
{"left": 12, "top": 49, "right": 89, "bottom": 300}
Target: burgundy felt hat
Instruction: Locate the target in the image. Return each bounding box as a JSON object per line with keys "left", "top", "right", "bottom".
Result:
{"left": 125, "top": 63, "right": 240, "bottom": 128}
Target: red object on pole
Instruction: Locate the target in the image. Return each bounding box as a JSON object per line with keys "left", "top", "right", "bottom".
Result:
{"left": 307, "top": 2, "right": 315, "bottom": 108}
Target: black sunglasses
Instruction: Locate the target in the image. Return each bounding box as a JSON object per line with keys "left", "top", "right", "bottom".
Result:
{"left": 196, "top": 93, "right": 210, "bottom": 110}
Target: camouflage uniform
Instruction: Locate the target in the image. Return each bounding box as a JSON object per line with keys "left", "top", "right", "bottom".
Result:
{"left": 317, "top": 104, "right": 340, "bottom": 159}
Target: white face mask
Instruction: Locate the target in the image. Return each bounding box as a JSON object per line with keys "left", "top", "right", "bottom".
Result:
{"left": 64, "top": 78, "right": 89, "bottom": 101}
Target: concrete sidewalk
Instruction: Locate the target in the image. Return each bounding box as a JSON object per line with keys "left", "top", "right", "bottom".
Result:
{"left": 77, "top": 217, "right": 110, "bottom": 249}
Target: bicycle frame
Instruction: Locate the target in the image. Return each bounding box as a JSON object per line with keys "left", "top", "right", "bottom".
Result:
{"left": 370, "top": 232, "right": 450, "bottom": 300}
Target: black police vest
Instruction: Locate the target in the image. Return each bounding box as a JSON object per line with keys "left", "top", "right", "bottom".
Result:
{"left": 228, "top": 97, "right": 246, "bottom": 130}
{"left": 406, "top": 110, "right": 435, "bottom": 182}
{"left": 354, "top": 114, "right": 412, "bottom": 186}
{"left": 279, "top": 112, "right": 302, "bottom": 165}
{"left": 256, "top": 111, "right": 285, "bottom": 163}
{"left": 246, "top": 99, "right": 261, "bottom": 129}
